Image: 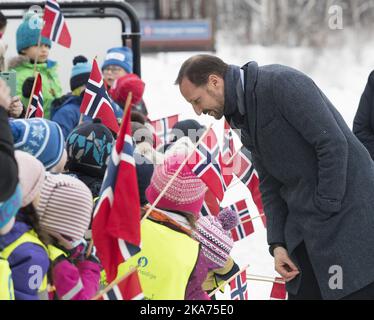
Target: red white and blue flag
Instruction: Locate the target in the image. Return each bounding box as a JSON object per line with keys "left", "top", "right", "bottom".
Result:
{"left": 41, "top": 0, "right": 71, "bottom": 48}
{"left": 187, "top": 128, "right": 225, "bottom": 201}
{"left": 270, "top": 278, "right": 287, "bottom": 300}
{"left": 232, "top": 146, "right": 265, "bottom": 226}
{"left": 97, "top": 270, "right": 144, "bottom": 300}
{"left": 230, "top": 270, "right": 248, "bottom": 300}
{"left": 150, "top": 114, "right": 179, "bottom": 148}
{"left": 200, "top": 189, "right": 221, "bottom": 217}
{"left": 230, "top": 199, "right": 254, "bottom": 242}
{"left": 80, "top": 59, "right": 120, "bottom": 134}
{"left": 26, "top": 73, "right": 44, "bottom": 118}
{"left": 92, "top": 105, "right": 141, "bottom": 283}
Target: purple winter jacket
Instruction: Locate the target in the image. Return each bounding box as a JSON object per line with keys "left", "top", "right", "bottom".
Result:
{"left": 0, "top": 221, "right": 50, "bottom": 300}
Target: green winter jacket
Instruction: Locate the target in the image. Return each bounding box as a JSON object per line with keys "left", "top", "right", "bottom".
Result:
{"left": 8, "top": 55, "right": 62, "bottom": 119}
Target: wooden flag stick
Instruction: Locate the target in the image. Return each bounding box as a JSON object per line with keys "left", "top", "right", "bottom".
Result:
{"left": 208, "top": 264, "right": 250, "bottom": 297}
{"left": 24, "top": 72, "right": 39, "bottom": 118}
{"left": 224, "top": 148, "right": 240, "bottom": 166}
{"left": 239, "top": 214, "right": 266, "bottom": 225}
{"left": 141, "top": 123, "right": 213, "bottom": 223}
{"left": 246, "top": 274, "right": 285, "bottom": 285}
{"left": 85, "top": 92, "right": 133, "bottom": 259}
{"left": 91, "top": 266, "right": 138, "bottom": 300}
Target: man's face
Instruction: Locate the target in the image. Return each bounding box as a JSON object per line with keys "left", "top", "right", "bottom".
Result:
{"left": 179, "top": 76, "right": 225, "bottom": 120}
{"left": 103, "top": 65, "right": 127, "bottom": 88}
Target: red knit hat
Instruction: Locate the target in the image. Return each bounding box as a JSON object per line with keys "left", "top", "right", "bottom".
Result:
{"left": 145, "top": 154, "right": 206, "bottom": 217}
{"left": 109, "top": 73, "right": 145, "bottom": 108}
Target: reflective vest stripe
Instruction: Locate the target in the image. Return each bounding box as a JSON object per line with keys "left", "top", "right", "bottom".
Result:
{"left": 61, "top": 278, "right": 84, "bottom": 300}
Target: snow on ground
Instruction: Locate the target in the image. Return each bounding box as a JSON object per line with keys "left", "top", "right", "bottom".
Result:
{"left": 4, "top": 15, "right": 374, "bottom": 299}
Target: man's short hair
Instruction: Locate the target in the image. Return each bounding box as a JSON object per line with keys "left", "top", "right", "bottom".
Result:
{"left": 175, "top": 54, "right": 228, "bottom": 87}
{"left": 0, "top": 11, "right": 7, "bottom": 30}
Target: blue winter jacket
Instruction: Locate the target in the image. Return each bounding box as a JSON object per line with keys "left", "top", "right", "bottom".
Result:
{"left": 0, "top": 221, "right": 50, "bottom": 300}
{"left": 50, "top": 94, "right": 123, "bottom": 140}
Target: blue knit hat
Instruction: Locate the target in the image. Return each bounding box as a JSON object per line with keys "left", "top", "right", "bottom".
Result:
{"left": 102, "top": 47, "right": 133, "bottom": 74}
{"left": 10, "top": 118, "right": 64, "bottom": 170}
{"left": 70, "top": 55, "right": 92, "bottom": 91}
{"left": 0, "top": 184, "right": 22, "bottom": 229}
{"left": 16, "top": 12, "right": 52, "bottom": 54}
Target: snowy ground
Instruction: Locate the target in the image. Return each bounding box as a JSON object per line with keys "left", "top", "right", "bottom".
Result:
{"left": 3, "top": 15, "right": 374, "bottom": 299}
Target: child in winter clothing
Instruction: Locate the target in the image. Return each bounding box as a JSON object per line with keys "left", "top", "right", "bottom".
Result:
{"left": 50, "top": 56, "right": 91, "bottom": 139}
{"left": 65, "top": 119, "right": 114, "bottom": 199}
{"left": 36, "top": 173, "right": 101, "bottom": 300}
{"left": 102, "top": 47, "right": 133, "bottom": 89}
{"left": 1, "top": 151, "right": 51, "bottom": 300}
{"left": 8, "top": 13, "right": 62, "bottom": 119}
{"left": 50, "top": 55, "right": 123, "bottom": 139}
{"left": 10, "top": 118, "right": 66, "bottom": 172}
{"left": 138, "top": 153, "right": 216, "bottom": 300}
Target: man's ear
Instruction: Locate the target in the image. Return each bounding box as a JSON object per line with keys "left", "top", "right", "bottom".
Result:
{"left": 208, "top": 74, "right": 220, "bottom": 87}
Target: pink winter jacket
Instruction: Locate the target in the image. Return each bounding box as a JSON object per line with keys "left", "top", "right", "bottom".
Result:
{"left": 52, "top": 258, "right": 101, "bottom": 300}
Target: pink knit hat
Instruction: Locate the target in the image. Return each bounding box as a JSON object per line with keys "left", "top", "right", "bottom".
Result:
{"left": 145, "top": 154, "right": 207, "bottom": 216}
{"left": 36, "top": 173, "right": 93, "bottom": 241}
{"left": 15, "top": 151, "right": 46, "bottom": 207}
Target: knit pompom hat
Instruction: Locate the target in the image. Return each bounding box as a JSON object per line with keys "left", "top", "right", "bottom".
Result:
{"left": 70, "top": 55, "right": 91, "bottom": 91}
{"left": 36, "top": 173, "right": 93, "bottom": 241}
{"left": 16, "top": 12, "right": 52, "bottom": 54}
{"left": 193, "top": 215, "right": 235, "bottom": 268}
{"left": 15, "top": 151, "right": 45, "bottom": 207}
{"left": 146, "top": 154, "right": 206, "bottom": 217}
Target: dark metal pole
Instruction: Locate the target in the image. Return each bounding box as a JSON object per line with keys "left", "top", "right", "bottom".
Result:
{"left": 0, "top": 1, "right": 141, "bottom": 76}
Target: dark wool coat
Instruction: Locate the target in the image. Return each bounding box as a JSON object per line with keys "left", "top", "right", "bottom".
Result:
{"left": 224, "top": 62, "right": 374, "bottom": 300}
{"left": 353, "top": 70, "right": 374, "bottom": 159}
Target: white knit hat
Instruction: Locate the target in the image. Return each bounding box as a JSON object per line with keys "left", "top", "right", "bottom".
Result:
{"left": 36, "top": 173, "right": 93, "bottom": 241}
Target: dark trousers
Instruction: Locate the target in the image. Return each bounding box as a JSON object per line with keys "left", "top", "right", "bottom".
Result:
{"left": 288, "top": 242, "right": 323, "bottom": 300}
{"left": 288, "top": 242, "right": 374, "bottom": 300}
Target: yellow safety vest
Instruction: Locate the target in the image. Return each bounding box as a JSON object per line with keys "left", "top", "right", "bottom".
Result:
{"left": 1, "top": 230, "right": 66, "bottom": 296}
{"left": 117, "top": 219, "right": 200, "bottom": 300}
{"left": 0, "top": 252, "right": 14, "bottom": 300}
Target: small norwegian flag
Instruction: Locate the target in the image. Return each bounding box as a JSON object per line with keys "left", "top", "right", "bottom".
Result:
{"left": 232, "top": 146, "right": 265, "bottom": 221}
{"left": 26, "top": 73, "right": 43, "bottom": 118}
{"left": 92, "top": 102, "right": 141, "bottom": 283}
{"left": 230, "top": 270, "right": 248, "bottom": 300}
{"left": 230, "top": 200, "right": 254, "bottom": 242}
{"left": 150, "top": 114, "right": 179, "bottom": 148}
{"left": 270, "top": 278, "right": 287, "bottom": 300}
{"left": 187, "top": 127, "right": 225, "bottom": 201}
{"left": 41, "top": 0, "right": 71, "bottom": 48}
{"left": 200, "top": 189, "right": 221, "bottom": 217}
{"left": 80, "top": 59, "right": 119, "bottom": 134}
{"left": 97, "top": 270, "right": 144, "bottom": 300}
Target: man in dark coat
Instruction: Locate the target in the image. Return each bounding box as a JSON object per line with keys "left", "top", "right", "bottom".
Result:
{"left": 175, "top": 55, "right": 374, "bottom": 300}
{"left": 353, "top": 71, "right": 374, "bottom": 160}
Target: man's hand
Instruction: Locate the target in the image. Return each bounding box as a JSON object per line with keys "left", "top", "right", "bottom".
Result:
{"left": 0, "top": 79, "right": 11, "bottom": 111}
{"left": 274, "top": 246, "right": 300, "bottom": 282}
{"left": 8, "top": 96, "right": 24, "bottom": 118}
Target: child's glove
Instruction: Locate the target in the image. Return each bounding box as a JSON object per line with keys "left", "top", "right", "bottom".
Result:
{"left": 66, "top": 238, "right": 87, "bottom": 261}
